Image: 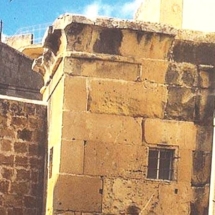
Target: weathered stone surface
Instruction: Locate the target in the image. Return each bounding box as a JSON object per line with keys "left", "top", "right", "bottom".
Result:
{"left": 192, "top": 151, "right": 211, "bottom": 187}
{"left": 141, "top": 59, "right": 169, "bottom": 84}
{"left": 62, "top": 18, "right": 175, "bottom": 59}
{"left": 60, "top": 140, "right": 84, "bottom": 174}
{"left": 199, "top": 70, "right": 215, "bottom": 89}
{"left": 84, "top": 141, "right": 146, "bottom": 178}
{"left": 88, "top": 79, "right": 168, "bottom": 118}
{"left": 5, "top": 34, "right": 33, "bottom": 50}
{"left": 37, "top": 14, "right": 214, "bottom": 215}
{"left": 165, "top": 62, "right": 198, "bottom": 87}
{"left": 173, "top": 40, "right": 215, "bottom": 66}
{"left": 54, "top": 174, "right": 102, "bottom": 212}
{"left": 119, "top": 30, "right": 174, "bottom": 59}
{"left": 191, "top": 186, "right": 209, "bottom": 215}
{"left": 62, "top": 112, "right": 142, "bottom": 145}
{"left": 103, "top": 178, "right": 192, "bottom": 215}
{"left": 0, "top": 42, "right": 42, "bottom": 100}
{"left": 196, "top": 125, "right": 213, "bottom": 151}
{"left": 144, "top": 118, "right": 196, "bottom": 150}
{"left": 165, "top": 86, "right": 196, "bottom": 121}
{"left": 93, "top": 28, "right": 122, "bottom": 55}
{"left": 194, "top": 89, "right": 215, "bottom": 125}
{"left": 64, "top": 57, "right": 141, "bottom": 81}
{"left": 63, "top": 76, "right": 87, "bottom": 112}
{"left": 0, "top": 98, "right": 46, "bottom": 214}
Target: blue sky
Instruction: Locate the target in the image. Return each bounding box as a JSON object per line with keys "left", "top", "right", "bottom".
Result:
{"left": 0, "top": 0, "right": 142, "bottom": 36}
{"left": 1, "top": 0, "right": 215, "bottom": 38}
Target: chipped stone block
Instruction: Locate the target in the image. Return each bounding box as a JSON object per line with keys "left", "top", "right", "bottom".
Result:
{"left": 62, "top": 112, "right": 142, "bottom": 145}
{"left": 88, "top": 79, "right": 167, "bottom": 118}
{"left": 165, "top": 86, "right": 196, "bottom": 121}
{"left": 84, "top": 141, "right": 146, "bottom": 178}
{"left": 63, "top": 76, "right": 87, "bottom": 112}
{"left": 165, "top": 62, "right": 198, "bottom": 87}
{"left": 144, "top": 118, "right": 196, "bottom": 150}
{"left": 54, "top": 175, "right": 102, "bottom": 212}
{"left": 60, "top": 140, "right": 84, "bottom": 174}
{"left": 64, "top": 57, "right": 141, "bottom": 81}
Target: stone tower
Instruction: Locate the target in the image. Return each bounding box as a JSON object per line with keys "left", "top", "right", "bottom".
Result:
{"left": 135, "top": 0, "right": 183, "bottom": 29}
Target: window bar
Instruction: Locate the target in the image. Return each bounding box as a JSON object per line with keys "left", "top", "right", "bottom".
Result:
{"left": 157, "top": 149, "right": 160, "bottom": 179}
{"left": 168, "top": 151, "right": 173, "bottom": 180}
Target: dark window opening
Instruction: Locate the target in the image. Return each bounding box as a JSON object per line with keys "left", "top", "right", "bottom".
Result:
{"left": 147, "top": 148, "right": 174, "bottom": 181}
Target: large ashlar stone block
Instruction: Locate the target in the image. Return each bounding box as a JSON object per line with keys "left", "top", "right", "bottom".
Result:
{"left": 143, "top": 118, "right": 197, "bottom": 150}
{"left": 102, "top": 178, "right": 191, "bottom": 215}
{"left": 141, "top": 59, "right": 169, "bottom": 84}
{"left": 62, "top": 112, "right": 142, "bottom": 145}
{"left": 60, "top": 140, "right": 84, "bottom": 174}
{"left": 84, "top": 141, "right": 146, "bottom": 178}
{"left": 157, "top": 182, "right": 193, "bottom": 214}
{"left": 64, "top": 57, "right": 141, "bottom": 81}
{"left": 177, "top": 149, "right": 192, "bottom": 183}
{"left": 54, "top": 174, "right": 102, "bottom": 212}
{"left": 88, "top": 79, "right": 168, "bottom": 118}
{"left": 120, "top": 30, "right": 174, "bottom": 59}
{"left": 63, "top": 76, "right": 87, "bottom": 111}
{"left": 64, "top": 21, "right": 175, "bottom": 59}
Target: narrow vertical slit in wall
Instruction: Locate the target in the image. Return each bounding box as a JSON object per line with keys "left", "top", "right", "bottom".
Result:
{"left": 83, "top": 140, "right": 87, "bottom": 174}
{"left": 49, "top": 147, "right": 53, "bottom": 178}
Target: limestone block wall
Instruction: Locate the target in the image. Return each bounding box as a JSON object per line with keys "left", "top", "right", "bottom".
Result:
{"left": 0, "top": 96, "right": 47, "bottom": 215}
{"left": 0, "top": 42, "right": 43, "bottom": 100}
{"left": 5, "top": 34, "right": 33, "bottom": 51}
{"left": 34, "top": 15, "right": 214, "bottom": 215}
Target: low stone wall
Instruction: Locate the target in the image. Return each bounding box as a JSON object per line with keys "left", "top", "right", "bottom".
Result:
{"left": 0, "top": 97, "right": 47, "bottom": 215}
{"left": 0, "top": 42, "right": 43, "bottom": 100}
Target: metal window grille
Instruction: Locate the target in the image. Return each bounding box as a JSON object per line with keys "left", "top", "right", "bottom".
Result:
{"left": 147, "top": 148, "right": 174, "bottom": 180}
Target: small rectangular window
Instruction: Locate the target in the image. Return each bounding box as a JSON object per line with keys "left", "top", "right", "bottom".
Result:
{"left": 147, "top": 148, "right": 174, "bottom": 181}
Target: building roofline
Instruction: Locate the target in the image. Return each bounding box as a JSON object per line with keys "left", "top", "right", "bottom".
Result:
{"left": 0, "top": 94, "right": 47, "bottom": 106}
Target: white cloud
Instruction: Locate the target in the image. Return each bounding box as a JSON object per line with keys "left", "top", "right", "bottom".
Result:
{"left": 121, "top": 0, "right": 143, "bottom": 18}
{"left": 82, "top": 0, "right": 142, "bottom": 20}
{"left": 83, "top": 1, "right": 113, "bottom": 19}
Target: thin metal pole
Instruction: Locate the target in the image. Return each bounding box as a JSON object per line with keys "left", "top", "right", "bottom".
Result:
{"left": 0, "top": 20, "right": 3, "bottom": 42}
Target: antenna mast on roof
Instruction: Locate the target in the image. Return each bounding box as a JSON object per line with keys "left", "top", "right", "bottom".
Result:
{"left": 0, "top": 20, "right": 3, "bottom": 42}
